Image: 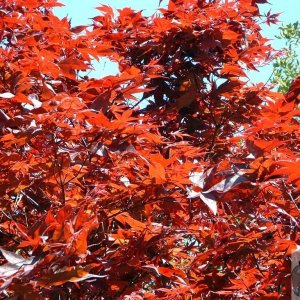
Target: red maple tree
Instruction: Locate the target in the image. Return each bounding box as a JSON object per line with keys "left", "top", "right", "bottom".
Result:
{"left": 0, "top": 0, "right": 299, "bottom": 298}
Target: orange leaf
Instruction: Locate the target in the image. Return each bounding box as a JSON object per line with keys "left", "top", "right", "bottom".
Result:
{"left": 114, "top": 212, "right": 146, "bottom": 231}
{"left": 149, "top": 161, "right": 166, "bottom": 183}
{"left": 221, "top": 63, "right": 247, "bottom": 78}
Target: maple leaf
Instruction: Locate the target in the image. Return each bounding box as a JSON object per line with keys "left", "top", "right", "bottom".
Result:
{"left": 0, "top": 248, "right": 38, "bottom": 290}
{"left": 37, "top": 267, "right": 106, "bottom": 287}
{"left": 272, "top": 161, "right": 300, "bottom": 189}
{"left": 0, "top": 0, "right": 296, "bottom": 298}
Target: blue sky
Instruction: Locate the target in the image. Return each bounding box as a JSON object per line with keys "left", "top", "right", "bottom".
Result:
{"left": 53, "top": 0, "right": 299, "bottom": 83}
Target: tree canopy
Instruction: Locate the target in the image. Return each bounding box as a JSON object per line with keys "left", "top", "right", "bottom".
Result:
{"left": 0, "top": 0, "right": 299, "bottom": 298}
{"left": 272, "top": 21, "right": 300, "bottom": 93}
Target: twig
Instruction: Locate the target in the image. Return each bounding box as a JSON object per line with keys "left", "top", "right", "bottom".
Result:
{"left": 204, "top": 123, "right": 220, "bottom": 161}
{"left": 282, "top": 181, "right": 300, "bottom": 217}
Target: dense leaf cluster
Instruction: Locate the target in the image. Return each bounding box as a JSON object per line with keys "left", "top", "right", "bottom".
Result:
{"left": 272, "top": 22, "right": 300, "bottom": 93}
{"left": 0, "top": 0, "right": 299, "bottom": 298}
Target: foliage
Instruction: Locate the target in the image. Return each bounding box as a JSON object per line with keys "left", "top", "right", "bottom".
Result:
{"left": 0, "top": 0, "right": 299, "bottom": 298}
{"left": 272, "top": 22, "right": 300, "bottom": 93}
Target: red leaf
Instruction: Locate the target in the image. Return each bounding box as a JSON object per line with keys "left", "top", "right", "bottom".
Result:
{"left": 158, "top": 267, "right": 175, "bottom": 278}
{"left": 221, "top": 63, "right": 248, "bottom": 78}
{"left": 148, "top": 162, "right": 166, "bottom": 183}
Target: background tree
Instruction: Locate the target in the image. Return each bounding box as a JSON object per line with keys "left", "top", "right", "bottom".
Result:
{"left": 0, "top": 0, "right": 299, "bottom": 299}
{"left": 272, "top": 22, "right": 300, "bottom": 92}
